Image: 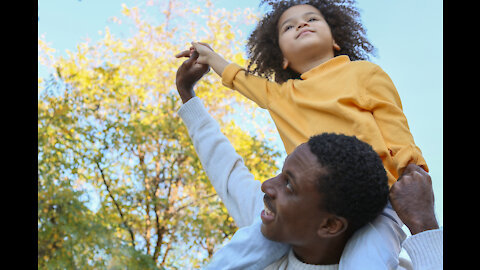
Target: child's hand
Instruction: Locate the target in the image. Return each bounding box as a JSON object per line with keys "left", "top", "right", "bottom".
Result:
{"left": 177, "top": 42, "right": 229, "bottom": 77}
{"left": 190, "top": 42, "right": 215, "bottom": 65}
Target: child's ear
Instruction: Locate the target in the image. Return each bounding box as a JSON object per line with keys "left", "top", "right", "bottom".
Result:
{"left": 282, "top": 58, "right": 289, "bottom": 70}
{"left": 333, "top": 40, "right": 341, "bottom": 51}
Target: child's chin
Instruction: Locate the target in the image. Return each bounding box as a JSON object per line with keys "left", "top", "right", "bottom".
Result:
{"left": 295, "top": 39, "right": 325, "bottom": 53}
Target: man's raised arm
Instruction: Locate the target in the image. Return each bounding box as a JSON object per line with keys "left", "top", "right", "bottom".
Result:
{"left": 174, "top": 50, "right": 264, "bottom": 227}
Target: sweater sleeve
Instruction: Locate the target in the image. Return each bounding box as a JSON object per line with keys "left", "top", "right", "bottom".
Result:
{"left": 178, "top": 97, "right": 264, "bottom": 228}
{"left": 221, "top": 63, "right": 281, "bottom": 109}
{"left": 361, "top": 65, "right": 428, "bottom": 174}
{"left": 402, "top": 229, "right": 443, "bottom": 270}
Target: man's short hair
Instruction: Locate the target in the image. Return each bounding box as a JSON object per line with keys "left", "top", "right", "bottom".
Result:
{"left": 307, "top": 133, "right": 389, "bottom": 232}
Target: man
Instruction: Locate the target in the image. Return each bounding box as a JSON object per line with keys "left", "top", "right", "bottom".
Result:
{"left": 174, "top": 50, "right": 442, "bottom": 269}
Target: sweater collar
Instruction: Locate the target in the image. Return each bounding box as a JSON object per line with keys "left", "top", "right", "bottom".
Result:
{"left": 300, "top": 55, "right": 350, "bottom": 80}
{"left": 286, "top": 249, "right": 339, "bottom": 270}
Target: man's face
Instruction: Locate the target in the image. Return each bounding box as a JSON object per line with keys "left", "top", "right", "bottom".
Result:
{"left": 260, "top": 143, "right": 329, "bottom": 245}
{"left": 277, "top": 4, "right": 336, "bottom": 73}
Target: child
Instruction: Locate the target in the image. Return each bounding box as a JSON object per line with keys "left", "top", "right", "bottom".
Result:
{"left": 177, "top": 0, "right": 429, "bottom": 268}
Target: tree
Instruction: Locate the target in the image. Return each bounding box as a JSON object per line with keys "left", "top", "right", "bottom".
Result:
{"left": 38, "top": 1, "right": 280, "bottom": 268}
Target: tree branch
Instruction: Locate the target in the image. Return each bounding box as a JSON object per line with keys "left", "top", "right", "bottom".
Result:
{"left": 137, "top": 145, "right": 153, "bottom": 256}
{"left": 160, "top": 225, "right": 177, "bottom": 266}
{"left": 152, "top": 201, "right": 165, "bottom": 262}
{"left": 175, "top": 193, "right": 217, "bottom": 212}
{"left": 95, "top": 160, "right": 136, "bottom": 249}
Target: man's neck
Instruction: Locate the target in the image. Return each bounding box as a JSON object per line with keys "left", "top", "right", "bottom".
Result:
{"left": 290, "top": 237, "right": 347, "bottom": 265}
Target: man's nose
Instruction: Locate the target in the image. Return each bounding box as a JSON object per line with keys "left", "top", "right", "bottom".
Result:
{"left": 261, "top": 176, "right": 279, "bottom": 198}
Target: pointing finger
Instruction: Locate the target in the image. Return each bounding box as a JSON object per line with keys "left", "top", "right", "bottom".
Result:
{"left": 175, "top": 50, "right": 191, "bottom": 58}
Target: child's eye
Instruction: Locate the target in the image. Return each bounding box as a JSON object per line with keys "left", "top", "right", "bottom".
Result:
{"left": 308, "top": 17, "right": 318, "bottom": 22}
{"left": 284, "top": 25, "right": 293, "bottom": 32}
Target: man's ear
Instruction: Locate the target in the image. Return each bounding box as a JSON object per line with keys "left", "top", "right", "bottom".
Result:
{"left": 317, "top": 216, "right": 348, "bottom": 238}
{"left": 282, "top": 58, "right": 289, "bottom": 70}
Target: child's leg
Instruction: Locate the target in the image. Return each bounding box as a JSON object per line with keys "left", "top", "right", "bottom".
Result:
{"left": 339, "top": 201, "right": 407, "bottom": 270}
{"left": 204, "top": 216, "right": 289, "bottom": 270}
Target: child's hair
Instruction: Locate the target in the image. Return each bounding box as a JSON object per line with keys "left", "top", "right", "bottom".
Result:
{"left": 246, "top": 0, "right": 375, "bottom": 83}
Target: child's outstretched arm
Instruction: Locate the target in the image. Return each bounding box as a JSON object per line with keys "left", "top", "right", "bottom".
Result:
{"left": 177, "top": 42, "right": 282, "bottom": 110}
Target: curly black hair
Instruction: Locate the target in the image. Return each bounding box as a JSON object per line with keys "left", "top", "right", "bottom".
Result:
{"left": 307, "top": 133, "right": 388, "bottom": 233}
{"left": 246, "top": 0, "right": 375, "bottom": 83}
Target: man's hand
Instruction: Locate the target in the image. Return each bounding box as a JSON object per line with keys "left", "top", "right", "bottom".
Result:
{"left": 389, "top": 164, "right": 439, "bottom": 235}
{"left": 175, "top": 48, "right": 210, "bottom": 104}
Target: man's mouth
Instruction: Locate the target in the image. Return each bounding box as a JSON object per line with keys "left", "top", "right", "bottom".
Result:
{"left": 263, "top": 194, "right": 275, "bottom": 218}
{"left": 264, "top": 202, "right": 274, "bottom": 217}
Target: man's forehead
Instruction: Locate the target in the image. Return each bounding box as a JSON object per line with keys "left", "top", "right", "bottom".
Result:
{"left": 284, "top": 144, "right": 327, "bottom": 200}
{"left": 284, "top": 143, "right": 321, "bottom": 171}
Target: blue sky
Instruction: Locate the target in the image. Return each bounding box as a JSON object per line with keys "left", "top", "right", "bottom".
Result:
{"left": 38, "top": 0, "right": 443, "bottom": 231}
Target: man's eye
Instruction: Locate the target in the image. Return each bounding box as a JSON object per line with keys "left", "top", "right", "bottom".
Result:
{"left": 285, "top": 178, "right": 293, "bottom": 191}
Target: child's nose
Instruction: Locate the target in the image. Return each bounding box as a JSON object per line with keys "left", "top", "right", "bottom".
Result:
{"left": 297, "top": 21, "right": 309, "bottom": 29}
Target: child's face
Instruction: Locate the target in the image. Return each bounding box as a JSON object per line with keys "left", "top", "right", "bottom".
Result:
{"left": 277, "top": 5, "right": 338, "bottom": 73}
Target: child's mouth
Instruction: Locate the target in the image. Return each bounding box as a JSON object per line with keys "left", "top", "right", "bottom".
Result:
{"left": 297, "top": 30, "right": 314, "bottom": 39}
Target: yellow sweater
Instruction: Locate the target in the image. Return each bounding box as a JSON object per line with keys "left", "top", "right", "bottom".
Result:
{"left": 221, "top": 55, "right": 428, "bottom": 186}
